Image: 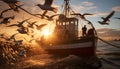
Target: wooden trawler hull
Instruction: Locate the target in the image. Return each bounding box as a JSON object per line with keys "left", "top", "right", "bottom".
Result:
{"left": 40, "top": 39, "right": 97, "bottom": 56}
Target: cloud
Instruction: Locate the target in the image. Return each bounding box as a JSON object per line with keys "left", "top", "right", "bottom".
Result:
{"left": 97, "top": 28, "right": 120, "bottom": 40}
{"left": 85, "top": 6, "right": 97, "bottom": 11}
{"left": 112, "top": 6, "right": 120, "bottom": 12}
{"left": 72, "top": 1, "right": 97, "bottom": 12}
{"left": 82, "top": 1, "right": 94, "bottom": 6}
{"left": 72, "top": 4, "right": 85, "bottom": 12}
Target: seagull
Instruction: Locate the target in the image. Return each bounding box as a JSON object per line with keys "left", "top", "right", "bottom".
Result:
{"left": 113, "top": 17, "right": 120, "bottom": 19}
{"left": 26, "top": 21, "right": 37, "bottom": 28}
{"left": 36, "top": 0, "right": 58, "bottom": 18}
{"left": 8, "top": 18, "right": 30, "bottom": 27}
{"left": 98, "top": 11, "right": 115, "bottom": 25}
{"left": 33, "top": 12, "right": 47, "bottom": 19}
{"left": 0, "top": 16, "right": 15, "bottom": 24}
{"left": 0, "top": 5, "right": 23, "bottom": 18}
{"left": 71, "top": 13, "right": 93, "bottom": 20}
{"left": 98, "top": 21, "right": 109, "bottom": 25}
{"left": 6, "top": 33, "right": 18, "bottom": 41}
{"left": 33, "top": 14, "right": 59, "bottom": 20}
{"left": 44, "top": 14, "right": 59, "bottom": 21}
{"left": 24, "top": 37, "right": 36, "bottom": 43}
{"left": 1, "top": 0, "right": 21, "bottom": 12}
{"left": 0, "top": 8, "right": 12, "bottom": 18}
{"left": 35, "top": 24, "right": 47, "bottom": 30}
{"left": 13, "top": 39, "right": 23, "bottom": 45}
{"left": 17, "top": 26, "right": 28, "bottom": 34}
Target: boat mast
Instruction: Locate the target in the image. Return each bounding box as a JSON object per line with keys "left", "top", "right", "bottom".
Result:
{"left": 63, "top": 0, "right": 72, "bottom": 17}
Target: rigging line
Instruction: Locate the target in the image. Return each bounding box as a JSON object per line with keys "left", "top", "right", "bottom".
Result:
{"left": 97, "top": 37, "right": 120, "bottom": 48}
{"left": 100, "top": 58, "right": 120, "bottom": 67}
{"left": 109, "top": 41, "right": 120, "bottom": 45}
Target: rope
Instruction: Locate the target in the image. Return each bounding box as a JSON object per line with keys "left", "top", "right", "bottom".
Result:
{"left": 100, "top": 57, "right": 120, "bottom": 67}
{"left": 97, "top": 37, "right": 120, "bottom": 48}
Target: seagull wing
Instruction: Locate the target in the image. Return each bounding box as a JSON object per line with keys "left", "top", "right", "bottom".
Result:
{"left": 71, "top": 13, "right": 81, "bottom": 16}
{"left": 37, "top": 24, "right": 47, "bottom": 30}
{"left": 114, "top": 17, "right": 120, "bottom": 19}
{"left": 104, "top": 11, "right": 115, "bottom": 21}
{"left": 83, "top": 13, "right": 93, "bottom": 16}
{"left": 50, "top": 14, "right": 58, "bottom": 18}
{"left": 9, "top": 33, "right": 18, "bottom": 39}
{"left": 7, "top": 24, "right": 18, "bottom": 27}
{"left": 44, "top": 0, "right": 53, "bottom": 6}
{"left": 31, "top": 21, "right": 37, "bottom": 25}
{"left": 0, "top": 8, "right": 12, "bottom": 18}
{"left": 19, "top": 18, "right": 30, "bottom": 25}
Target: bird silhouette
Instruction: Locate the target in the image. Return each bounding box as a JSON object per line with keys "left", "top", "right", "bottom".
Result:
{"left": 44, "top": 14, "right": 59, "bottom": 21}
{"left": 35, "top": 24, "right": 47, "bottom": 30}
{"left": 13, "top": 39, "right": 23, "bottom": 45}
{"left": 33, "top": 14, "right": 59, "bottom": 20}
{"left": 71, "top": 13, "right": 93, "bottom": 20}
{"left": 36, "top": 0, "right": 57, "bottom": 13}
{"left": 98, "top": 11, "right": 115, "bottom": 25}
{"left": 8, "top": 18, "right": 30, "bottom": 27}
{"left": 36, "top": 0, "right": 57, "bottom": 18}
{"left": 6, "top": 33, "right": 18, "bottom": 41}
{"left": 24, "top": 37, "right": 36, "bottom": 43}
{"left": 26, "top": 21, "right": 37, "bottom": 28}
{"left": 0, "top": 8, "right": 12, "bottom": 18}
{"left": 33, "top": 11, "right": 47, "bottom": 19}
{"left": 17, "top": 26, "right": 28, "bottom": 34}
{"left": 1, "top": 0, "right": 21, "bottom": 12}
{"left": 98, "top": 21, "right": 109, "bottom": 25}
{"left": 0, "top": 16, "right": 15, "bottom": 24}
{"left": 113, "top": 17, "right": 120, "bottom": 19}
{"left": 0, "top": 5, "right": 23, "bottom": 18}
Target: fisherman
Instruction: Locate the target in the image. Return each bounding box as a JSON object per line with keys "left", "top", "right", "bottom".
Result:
{"left": 87, "top": 28, "right": 94, "bottom": 37}
{"left": 82, "top": 25, "right": 87, "bottom": 37}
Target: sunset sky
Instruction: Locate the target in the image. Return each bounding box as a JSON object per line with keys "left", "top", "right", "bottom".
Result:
{"left": 0, "top": 0, "right": 120, "bottom": 40}
{"left": 54, "top": 0, "right": 120, "bottom": 29}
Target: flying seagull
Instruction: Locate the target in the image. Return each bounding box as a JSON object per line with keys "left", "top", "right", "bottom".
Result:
{"left": 0, "top": 5, "right": 23, "bottom": 18}
{"left": 44, "top": 14, "right": 60, "bottom": 21}
{"left": 1, "top": 0, "right": 21, "bottom": 12}
{"left": 113, "top": 17, "right": 120, "bottom": 19}
{"left": 33, "top": 11, "right": 47, "bottom": 19}
{"left": 98, "top": 21, "right": 109, "bottom": 25}
{"left": 24, "top": 37, "right": 36, "bottom": 43}
{"left": 13, "top": 39, "right": 23, "bottom": 45}
{"left": 35, "top": 24, "right": 47, "bottom": 30}
{"left": 0, "top": 16, "right": 15, "bottom": 24}
{"left": 8, "top": 18, "right": 30, "bottom": 27}
{"left": 0, "top": 8, "right": 12, "bottom": 18}
{"left": 71, "top": 13, "right": 93, "bottom": 21}
{"left": 27, "top": 21, "right": 37, "bottom": 28}
{"left": 36, "top": 0, "right": 58, "bottom": 18}
{"left": 6, "top": 33, "right": 19, "bottom": 41}
{"left": 17, "top": 26, "right": 28, "bottom": 34}
{"left": 98, "top": 11, "right": 115, "bottom": 25}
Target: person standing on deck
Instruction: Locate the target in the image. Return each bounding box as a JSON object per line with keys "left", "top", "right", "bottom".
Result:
{"left": 82, "top": 25, "right": 87, "bottom": 37}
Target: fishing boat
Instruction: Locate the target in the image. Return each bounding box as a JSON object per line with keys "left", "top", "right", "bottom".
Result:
{"left": 38, "top": 0, "right": 98, "bottom": 56}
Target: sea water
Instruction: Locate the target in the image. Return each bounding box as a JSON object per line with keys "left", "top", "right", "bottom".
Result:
{"left": 10, "top": 41, "right": 120, "bottom": 69}
{"left": 96, "top": 41, "right": 120, "bottom": 69}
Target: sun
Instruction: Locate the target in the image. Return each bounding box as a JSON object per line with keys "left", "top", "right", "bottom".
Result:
{"left": 41, "top": 29, "right": 52, "bottom": 37}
